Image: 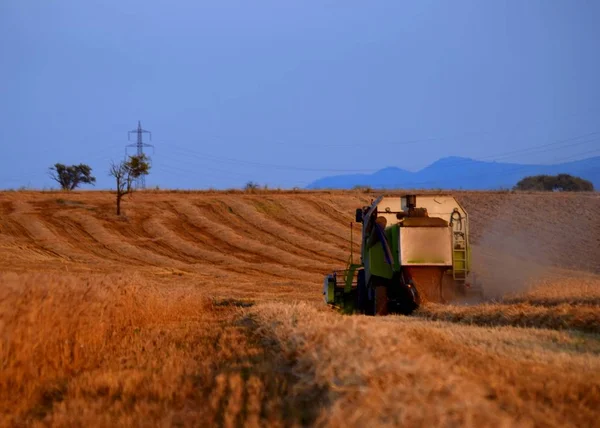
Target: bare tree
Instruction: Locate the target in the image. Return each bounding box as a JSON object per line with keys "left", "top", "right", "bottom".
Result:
{"left": 244, "top": 181, "right": 260, "bottom": 193}
{"left": 109, "top": 155, "right": 150, "bottom": 215}
{"left": 49, "top": 163, "right": 96, "bottom": 190}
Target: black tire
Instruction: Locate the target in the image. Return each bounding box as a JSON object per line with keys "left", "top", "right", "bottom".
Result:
{"left": 356, "top": 269, "right": 369, "bottom": 314}
{"left": 396, "top": 280, "right": 420, "bottom": 315}
{"left": 374, "top": 284, "right": 389, "bottom": 316}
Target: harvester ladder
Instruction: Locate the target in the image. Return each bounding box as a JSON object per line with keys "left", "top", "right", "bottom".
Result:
{"left": 451, "top": 210, "right": 468, "bottom": 281}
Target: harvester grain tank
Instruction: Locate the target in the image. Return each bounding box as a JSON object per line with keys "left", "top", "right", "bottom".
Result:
{"left": 323, "top": 194, "right": 476, "bottom": 315}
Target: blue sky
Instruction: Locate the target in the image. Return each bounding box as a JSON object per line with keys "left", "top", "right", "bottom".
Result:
{"left": 1, "top": 1, "right": 599, "bottom": 189}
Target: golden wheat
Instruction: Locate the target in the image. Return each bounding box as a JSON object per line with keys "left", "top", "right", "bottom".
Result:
{"left": 0, "top": 190, "right": 599, "bottom": 426}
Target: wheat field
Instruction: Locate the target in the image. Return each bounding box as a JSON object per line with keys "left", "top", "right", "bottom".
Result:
{"left": 0, "top": 190, "right": 599, "bottom": 427}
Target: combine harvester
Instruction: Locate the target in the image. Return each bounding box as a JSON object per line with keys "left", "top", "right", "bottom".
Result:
{"left": 324, "top": 194, "right": 480, "bottom": 315}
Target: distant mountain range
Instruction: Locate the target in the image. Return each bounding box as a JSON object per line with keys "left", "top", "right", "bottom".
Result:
{"left": 307, "top": 156, "right": 600, "bottom": 190}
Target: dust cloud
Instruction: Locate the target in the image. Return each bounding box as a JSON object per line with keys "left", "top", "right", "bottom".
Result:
{"left": 470, "top": 204, "right": 554, "bottom": 300}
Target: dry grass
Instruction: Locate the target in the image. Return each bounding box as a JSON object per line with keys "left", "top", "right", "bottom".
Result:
{"left": 0, "top": 273, "right": 311, "bottom": 427}
{"left": 250, "top": 301, "right": 600, "bottom": 427}
{"left": 1, "top": 272, "right": 213, "bottom": 425}
{"left": 0, "top": 190, "right": 599, "bottom": 426}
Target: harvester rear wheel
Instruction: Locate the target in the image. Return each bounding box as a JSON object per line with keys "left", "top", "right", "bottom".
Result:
{"left": 404, "top": 267, "right": 446, "bottom": 303}
{"left": 396, "top": 281, "right": 420, "bottom": 315}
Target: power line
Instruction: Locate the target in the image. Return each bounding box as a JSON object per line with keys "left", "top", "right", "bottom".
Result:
{"left": 141, "top": 140, "right": 600, "bottom": 190}
{"left": 165, "top": 130, "right": 599, "bottom": 176}
{"left": 107, "top": 123, "right": 598, "bottom": 190}
{"left": 302, "top": 105, "right": 600, "bottom": 149}
{"left": 474, "top": 132, "right": 600, "bottom": 162}
{"left": 159, "top": 156, "right": 252, "bottom": 179}
{"left": 408, "top": 133, "right": 600, "bottom": 178}
{"left": 169, "top": 144, "right": 376, "bottom": 173}
{"left": 159, "top": 152, "right": 316, "bottom": 184}
{"left": 156, "top": 163, "right": 312, "bottom": 188}
{"left": 389, "top": 147, "right": 600, "bottom": 188}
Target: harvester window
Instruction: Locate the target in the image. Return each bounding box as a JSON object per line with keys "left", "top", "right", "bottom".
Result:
{"left": 355, "top": 208, "right": 364, "bottom": 223}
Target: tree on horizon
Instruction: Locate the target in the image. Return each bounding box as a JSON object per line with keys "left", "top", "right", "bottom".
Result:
{"left": 49, "top": 163, "right": 96, "bottom": 190}
{"left": 514, "top": 174, "right": 594, "bottom": 192}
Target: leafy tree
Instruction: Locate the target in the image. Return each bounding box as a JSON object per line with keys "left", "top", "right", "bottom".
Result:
{"left": 554, "top": 173, "right": 594, "bottom": 191}
{"left": 514, "top": 174, "right": 594, "bottom": 192}
{"left": 109, "top": 155, "right": 151, "bottom": 215}
{"left": 49, "top": 163, "right": 96, "bottom": 190}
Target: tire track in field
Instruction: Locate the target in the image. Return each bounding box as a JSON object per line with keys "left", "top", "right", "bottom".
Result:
{"left": 247, "top": 196, "right": 357, "bottom": 257}
{"left": 200, "top": 200, "right": 319, "bottom": 259}
{"left": 163, "top": 203, "right": 315, "bottom": 279}
{"left": 271, "top": 198, "right": 360, "bottom": 253}
{"left": 201, "top": 200, "right": 337, "bottom": 273}
{"left": 249, "top": 197, "right": 360, "bottom": 256}
{"left": 301, "top": 197, "right": 359, "bottom": 227}
{"left": 322, "top": 194, "right": 374, "bottom": 227}
{"left": 64, "top": 210, "right": 191, "bottom": 270}
{"left": 173, "top": 200, "right": 330, "bottom": 274}
{"left": 287, "top": 197, "right": 358, "bottom": 238}
{"left": 47, "top": 209, "right": 147, "bottom": 267}
{"left": 43, "top": 210, "right": 131, "bottom": 267}
{"left": 119, "top": 211, "right": 210, "bottom": 266}
{"left": 163, "top": 201, "right": 276, "bottom": 264}
{"left": 167, "top": 211, "right": 261, "bottom": 264}
{"left": 140, "top": 215, "right": 291, "bottom": 279}
{"left": 6, "top": 201, "right": 87, "bottom": 262}
{"left": 0, "top": 201, "right": 34, "bottom": 247}
{"left": 173, "top": 201, "right": 290, "bottom": 266}
{"left": 219, "top": 197, "right": 347, "bottom": 262}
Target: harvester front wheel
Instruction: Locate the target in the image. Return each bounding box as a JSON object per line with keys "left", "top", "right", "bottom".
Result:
{"left": 374, "top": 285, "right": 389, "bottom": 316}
{"left": 356, "top": 269, "right": 372, "bottom": 315}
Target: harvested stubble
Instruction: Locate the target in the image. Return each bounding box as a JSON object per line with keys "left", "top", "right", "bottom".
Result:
{"left": 417, "top": 302, "right": 600, "bottom": 333}
{"left": 502, "top": 274, "right": 600, "bottom": 307}
{"left": 250, "top": 301, "right": 600, "bottom": 428}
{"left": 1, "top": 190, "right": 599, "bottom": 426}
{"left": 418, "top": 275, "right": 600, "bottom": 333}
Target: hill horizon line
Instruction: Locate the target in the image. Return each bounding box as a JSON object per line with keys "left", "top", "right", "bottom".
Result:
{"left": 306, "top": 155, "right": 600, "bottom": 190}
